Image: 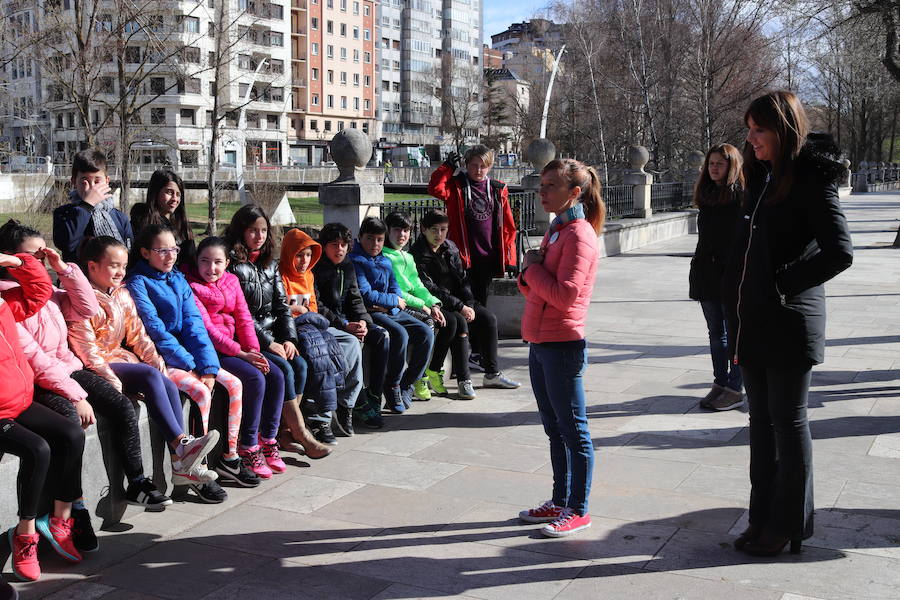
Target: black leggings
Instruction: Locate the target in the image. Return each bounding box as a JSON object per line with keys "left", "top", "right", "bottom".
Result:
{"left": 0, "top": 402, "right": 84, "bottom": 520}
{"left": 33, "top": 369, "right": 144, "bottom": 482}
{"left": 430, "top": 310, "right": 472, "bottom": 380}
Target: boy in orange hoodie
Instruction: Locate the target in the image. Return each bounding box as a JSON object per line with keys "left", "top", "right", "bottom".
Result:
{"left": 280, "top": 228, "right": 363, "bottom": 440}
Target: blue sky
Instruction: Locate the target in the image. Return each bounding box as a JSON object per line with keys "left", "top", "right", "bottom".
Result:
{"left": 483, "top": 0, "right": 550, "bottom": 45}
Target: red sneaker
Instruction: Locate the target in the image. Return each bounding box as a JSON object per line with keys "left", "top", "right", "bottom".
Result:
{"left": 35, "top": 515, "right": 82, "bottom": 563}
{"left": 541, "top": 509, "right": 592, "bottom": 538}
{"left": 518, "top": 500, "right": 564, "bottom": 523}
{"left": 258, "top": 438, "right": 287, "bottom": 474}
{"left": 8, "top": 528, "right": 40, "bottom": 581}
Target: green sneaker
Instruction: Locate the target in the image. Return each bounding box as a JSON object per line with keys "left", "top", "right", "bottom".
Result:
{"left": 425, "top": 369, "right": 448, "bottom": 395}
{"left": 412, "top": 378, "right": 432, "bottom": 401}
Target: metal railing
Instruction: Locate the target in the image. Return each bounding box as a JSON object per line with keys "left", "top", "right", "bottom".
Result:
{"left": 650, "top": 182, "right": 691, "bottom": 212}
{"left": 604, "top": 184, "right": 634, "bottom": 219}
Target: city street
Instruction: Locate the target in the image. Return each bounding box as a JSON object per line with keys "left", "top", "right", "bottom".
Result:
{"left": 12, "top": 190, "right": 900, "bottom": 600}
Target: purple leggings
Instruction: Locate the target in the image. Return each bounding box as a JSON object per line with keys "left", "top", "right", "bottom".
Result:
{"left": 219, "top": 355, "right": 285, "bottom": 447}
{"left": 111, "top": 362, "right": 185, "bottom": 443}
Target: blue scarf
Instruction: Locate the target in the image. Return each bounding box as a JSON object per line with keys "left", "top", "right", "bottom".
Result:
{"left": 542, "top": 204, "right": 585, "bottom": 251}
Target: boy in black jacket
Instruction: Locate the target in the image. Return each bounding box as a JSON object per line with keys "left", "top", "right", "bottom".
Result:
{"left": 313, "top": 222, "right": 387, "bottom": 428}
{"left": 411, "top": 210, "right": 519, "bottom": 399}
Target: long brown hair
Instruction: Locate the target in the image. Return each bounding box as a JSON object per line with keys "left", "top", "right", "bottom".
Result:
{"left": 541, "top": 158, "right": 606, "bottom": 234}
{"left": 224, "top": 204, "right": 277, "bottom": 266}
{"left": 743, "top": 90, "right": 809, "bottom": 204}
{"left": 143, "top": 169, "right": 192, "bottom": 244}
{"left": 693, "top": 144, "right": 744, "bottom": 207}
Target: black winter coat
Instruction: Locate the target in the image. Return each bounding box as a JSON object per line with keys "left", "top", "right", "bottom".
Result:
{"left": 410, "top": 236, "right": 474, "bottom": 312}
{"left": 312, "top": 256, "right": 373, "bottom": 328}
{"left": 723, "top": 139, "right": 853, "bottom": 367}
{"left": 293, "top": 312, "right": 347, "bottom": 412}
{"left": 229, "top": 257, "right": 298, "bottom": 349}
{"left": 689, "top": 187, "right": 742, "bottom": 302}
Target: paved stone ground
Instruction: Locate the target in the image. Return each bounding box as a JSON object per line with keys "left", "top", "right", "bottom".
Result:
{"left": 8, "top": 191, "right": 900, "bottom": 600}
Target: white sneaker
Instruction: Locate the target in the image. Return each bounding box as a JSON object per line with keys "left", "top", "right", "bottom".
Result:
{"left": 171, "top": 461, "right": 218, "bottom": 487}
{"left": 483, "top": 372, "right": 520, "bottom": 389}
{"left": 457, "top": 379, "right": 477, "bottom": 400}
{"left": 174, "top": 431, "right": 219, "bottom": 473}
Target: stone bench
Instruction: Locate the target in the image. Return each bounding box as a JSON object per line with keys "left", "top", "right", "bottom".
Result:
{"left": 0, "top": 391, "right": 231, "bottom": 528}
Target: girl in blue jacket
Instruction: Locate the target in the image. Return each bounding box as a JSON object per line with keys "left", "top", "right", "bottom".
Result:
{"left": 126, "top": 225, "right": 257, "bottom": 503}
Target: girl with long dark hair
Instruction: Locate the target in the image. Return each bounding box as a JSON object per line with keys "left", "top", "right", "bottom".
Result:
{"left": 130, "top": 169, "right": 195, "bottom": 264}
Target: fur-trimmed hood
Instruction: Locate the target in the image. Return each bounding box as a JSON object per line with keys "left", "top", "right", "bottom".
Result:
{"left": 794, "top": 132, "right": 846, "bottom": 186}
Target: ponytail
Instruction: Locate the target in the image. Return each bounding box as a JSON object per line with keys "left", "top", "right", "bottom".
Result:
{"left": 541, "top": 159, "right": 606, "bottom": 234}
{"left": 583, "top": 167, "right": 605, "bottom": 234}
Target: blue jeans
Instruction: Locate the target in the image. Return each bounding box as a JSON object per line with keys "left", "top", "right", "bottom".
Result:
{"left": 262, "top": 351, "right": 308, "bottom": 403}
{"left": 529, "top": 340, "right": 594, "bottom": 516}
{"left": 371, "top": 310, "right": 435, "bottom": 388}
{"left": 700, "top": 300, "right": 743, "bottom": 391}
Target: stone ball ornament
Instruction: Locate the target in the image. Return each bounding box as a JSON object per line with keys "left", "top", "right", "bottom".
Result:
{"left": 526, "top": 138, "right": 556, "bottom": 171}
{"left": 329, "top": 128, "right": 372, "bottom": 182}
{"left": 628, "top": 145, "right": 650, "bottom": 172}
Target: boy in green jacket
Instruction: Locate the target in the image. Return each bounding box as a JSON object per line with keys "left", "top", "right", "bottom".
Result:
{"left": 383, "top": 212, "right": 445, "bottom": 399}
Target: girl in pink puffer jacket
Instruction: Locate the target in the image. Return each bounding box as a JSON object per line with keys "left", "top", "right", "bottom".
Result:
{"left": 184, "top": 236, "right": 286, "bottom": 479}
{"left": 516, "top": 159, "right": 604, "bottom": 539}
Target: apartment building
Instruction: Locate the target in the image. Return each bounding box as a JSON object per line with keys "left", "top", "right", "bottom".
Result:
{"left": 1, "top": 0, "right": 291, "bottom": 167}
{"left": 288, "top": 0, "right": 376, "bottom": 164}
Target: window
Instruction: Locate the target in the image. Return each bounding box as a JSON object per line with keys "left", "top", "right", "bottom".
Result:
{"left": 186, "top": 78, "right": 201, "bottom": 93}
{"left": 364, "top": 75, "right": 370, "bottom": 86}
{"left": 311, "top": 67, "right": 319, "bottom": 80}
{"left": 340, "top": 71, "right": 347, "bottom": 84}
{"left": 311, "top": 17, "right": 318, "bottom": 29}
{"left": 209, "top": 81, "right": 217, "bottom": 96}
{"left": 268, "top": 32, "right": 283, "bottom": 46}
{"left": 364, "top": 98, "right": 370, "bottom": 110}
{"left": 180, "top": 108, "right": 196, "bottom": 125}
{"left": 326, "top": 0, "right": 332, "bottom": 7}
{"left": 178, "top": 15, "right": 199, "bottom": 33}
{"left": 324, "top": 120, "right": 332, "bottom": 131}
{"left": 381, "top": 37, "right": 389, "bottom": 48}
{"left": 340, "top": 0, "right": 346, "bottom": 10}
{"left": 353, "top": 1, "right": 359, "bottom": 14}
{"left": 247, "top": 112, "right": 260, "bottom": 127}
{"left": 340, "top": 23, "right": 346, "bottom": 37}
{"left": 350, "top": 121, "right": 357, "bottom": 128}
{"left": 364, "top": 29, "right": 370, "bottom": 41}
{"left": 327, "top": 69, "right": 334, "bottom": 83}
{"left": 353, "top": 73, "right": 359, "bottom": 86}
{"left": 267, "top": 114, "right": 279, "bottom": 128}
{"left": 338, "top": 120, "right": 344, "bottom": 130}
{"left": 327, "top": 94, "right": 334, "bottom": 108}
{"left": 181, "top": 46, "right": 200, "bottom": 63}
{"left": 353, "top": 97, "right": 359, "bottom": 109}
{"left": 364, "top": 51, "right": 371, "bottom": 63}
{"left": 326, "top": 20, "right": 333, "bottom": 33}
{"left": 150, "top": 107, "right": 166, "bottom": 124}
{"left": 353, "top": 49, "right": 359, "bottom": 62}
{"left": 311, "top": 43, "right": 319, "bottom": 55}
{"left": 362, "top": 121, "right": 369, "bottom": 133}
{"left": 364, "top": 4, "right": 369, "bottom": 15}
{"left": 239, "top": 82, "right": 250, "bottom": 97}
{"left": 269, "top": 4, "right": 284, "bottom": 18}
{"left": 310, "top": 119, "right": 318, "bottom": 130}
{"left": 312, "top": 94, "right": 320, "bottom": 105}
{"left": 326, "top": 45, "right": 334, "bottom": 58}
{"left": 100, "top": 77, "right": 114, "bottom": 93}
{"left": 208, "top": 21, "right": 215, "bottom": 37}
{"left": 391, "top": 82, "right": 400, "bottom": 92}
{"left": 125, "top": 46, "right": 141, "bottom": 63}
{"left": 381, "top": 80, "right": 390, "bottom": 91}
{"left": 56, "top": 114, "right": 63, "bottom": 128}
{"left": 339, "top": 47, "right": 347, "bottom": 60}
{"left": 340, "top": 96, "right": 347, "bottom": 109}
{"left": 68, "top": 113, "right": 76, "bottom": 127}
{"left": 206, "top": 110, "right": 213, "bottom": 125}
{"left": 208, "top": 51, "right": 216, "bottom": 65}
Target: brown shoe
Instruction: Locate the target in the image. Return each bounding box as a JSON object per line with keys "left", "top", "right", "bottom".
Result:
{"left": 699, "top": 384, "right": 725, "bottom": 409}
{"left": 293, "top": 418, "right": 332, "bottom": 459}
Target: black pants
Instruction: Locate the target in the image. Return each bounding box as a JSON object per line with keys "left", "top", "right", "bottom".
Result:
{"left": 33, "top": 369, "right": 144, "bottom": 482}
{"left": 741, "top": 362, "right": 814, "bottom": 540}
{"left": 430, "top": 310, "right": 471, "bottom": 380}
{"left": 0, "top": 402, "right": 84, "bottom": 520}
{"left": 468, "top": 304, "right": 499, "bottom": 374}
{"left": 467, "top": 261, "right": 495, "bottom": 308}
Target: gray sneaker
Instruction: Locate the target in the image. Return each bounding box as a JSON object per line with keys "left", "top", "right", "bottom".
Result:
{"left": 457, "top": 379, "right": 477, "bottom": 400}
{"left": 707, "top": 387, "right": 744, "bottom": 411}
{"left": 483, "top": 372, "right": 520, "bottom": 389}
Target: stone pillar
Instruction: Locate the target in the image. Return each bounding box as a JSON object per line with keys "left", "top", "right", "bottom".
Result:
{"left": 318, "top": 129, "right": 384, "bottom": 238}
{"left": 522, "top": 138, "right": 556, "bottom": 234}
{"left": 856, "top": 161, "right": 869, "bottom": 191}
{"left": 625, "top": 145, "right": 653, "bottom": 218}
{"left": 840, "top": 158, "right": 852, "bottom": 189}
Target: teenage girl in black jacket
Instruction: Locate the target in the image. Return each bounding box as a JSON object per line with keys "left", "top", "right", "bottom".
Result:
{"left": 688, "top": 143, "right": 745, "bottom": 411}
{"left": 724, "top": 91, "right": 853, "bottom": 557}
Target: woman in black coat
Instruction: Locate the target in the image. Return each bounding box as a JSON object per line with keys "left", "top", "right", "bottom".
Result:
{"left": 724, "top": 91, "right": 853, "bottom": 556}
{"left": 689, "top": 143, "right": 745, "bottom": 412}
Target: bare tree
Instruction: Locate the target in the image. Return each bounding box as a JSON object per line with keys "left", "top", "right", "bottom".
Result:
{"left": 432, "top": 61, "right": 481, "bottom": 152}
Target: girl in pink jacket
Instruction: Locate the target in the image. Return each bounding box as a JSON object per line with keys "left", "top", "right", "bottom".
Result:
{"left": 516, "top": 159, "right": 604, "bottom": 538}
{"left": 185, "top": 237, "right": 286, "bottom": 479}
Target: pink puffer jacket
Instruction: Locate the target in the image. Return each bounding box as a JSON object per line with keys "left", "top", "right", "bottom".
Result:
{"left": 68, "top": 284, "right": 167, "bottom": 392}
{"left": 185, "top": 268, "right": 260, "bottom": 356}
{"left": 519, "top": 219, "right": 598, "bottom": 343}
{"left": 0, "top": 263, "right": 100, "bottom": 402}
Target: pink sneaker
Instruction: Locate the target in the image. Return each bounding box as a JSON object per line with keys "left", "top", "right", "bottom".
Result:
{"left": 8, "top": 528, "right": 40, "bottom": 581}
{"left": 541, "top": 509, "right": 592, "bottom": 538}
{"left": 239, "top": 445, "right": 273, "bottom": 479}
{"left": 35, "top": 515, "right": 82, "bottom": 563}
{"left": 259, "top": 437, "right": 287, "bottom": 473}
{"left": 518, "top": 500, "right": 564, "bottom": 523}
